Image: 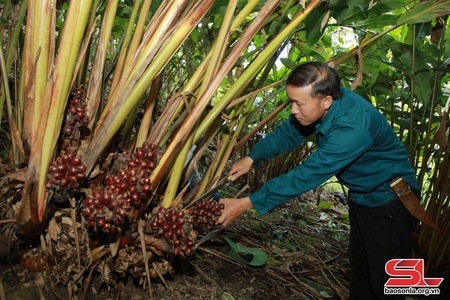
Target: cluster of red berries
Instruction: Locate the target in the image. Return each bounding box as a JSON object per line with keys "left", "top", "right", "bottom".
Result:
{"left": 64, "top": 88, "right": 89, "bottom": 137}
{"left": 148, "top": 207, "right": 196, "bottom": 257}
{"left": 47, "top": 153, "right": 86, "bottom": 190}
{"left": 81, "top": 142, "right": 158, "bottom": 233}
{"left": 191, "top": 198, "right": 224, "bottom": 228}
{"left": 81, "top": 188, "right": 128, "bottom": 233}
{"left": 125, "top": 143, "right": 157, "bottom": 185}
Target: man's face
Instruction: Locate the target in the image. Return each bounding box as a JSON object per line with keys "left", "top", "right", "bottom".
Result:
{"left": 287, "top": 84, "right": 332, "bottom": 126}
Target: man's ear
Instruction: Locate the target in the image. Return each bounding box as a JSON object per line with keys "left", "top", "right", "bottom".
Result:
{"left": 322, "top": 95, "right": 333, "bottom": 110}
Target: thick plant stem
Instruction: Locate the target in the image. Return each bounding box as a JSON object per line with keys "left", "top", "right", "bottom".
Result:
{"left": 17, "top": 0, "right": 93, "bottom": 237}
{"left": 161, "top": 0, "right": 239, "bottom": 208}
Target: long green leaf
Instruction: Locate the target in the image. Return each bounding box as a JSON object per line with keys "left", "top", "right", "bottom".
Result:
{"left": 398, "top": 0, "right": 450, "bottom": 25}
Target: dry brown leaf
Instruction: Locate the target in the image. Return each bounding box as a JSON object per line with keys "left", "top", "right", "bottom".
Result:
{"left": 6, "top": 168, "right": 28, "bottom": 182}
{"left": 91, "top": 245, "right": 108, "bottom": 262}
{"left": 47, "top": 217, "right": 60, "bottom": 242}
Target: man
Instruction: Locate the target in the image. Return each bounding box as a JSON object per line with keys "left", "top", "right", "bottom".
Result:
{"left": 217, "top": 61, "right": 419, "bottom": 299}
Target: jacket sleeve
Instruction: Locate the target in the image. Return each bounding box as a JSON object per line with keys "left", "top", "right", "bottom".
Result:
{"left": 247, "top": 115, "right": 314, "bottom": 164}
{"left": 249, "top": 122, "right": 373, "bottom": 214}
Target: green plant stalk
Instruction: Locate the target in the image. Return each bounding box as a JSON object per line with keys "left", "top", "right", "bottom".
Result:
{"left": 75, "top": 0, "right": 100, "bottom": 88}
{"left": 0, "top": 1, "right": 28, "bottom": 164}
{"left": 432, "top": 155, "right": 450, "bottom": 269}
{"left": 194, "top": 0, "right": 320, "bottom": 142}
{"left": 124, "top": 0, "right": 152, "bottom": 68}
{"left": 19, "top": 0, "right": 93, "bottom": 229}
{"left": 203, "top": 83, "right": 260, "bottom": 189}
{"left": 411, "top": 19, "right": 449, "bottom": 273}
{"left": 190, "top": 122, "right": 223, "bottom": 199}
{"left": 233, "top": 99, "right": 289, "bottom": 156}
{"left": 416, "top": 155, "right": 448, "bottom": 271}
{"left": 15, "top": 0, "right": 56, "bottom": 232}
{"left": 135, "top": 74, "right": 160, "bottom": 147}
{"left": 225, "top": 80, "right": 283, "bottom": 109}
{"left": 180, "top": 0, "right": 260, "bottom": 93}
{"left": 146, "top": 93, "right": 186, "bottom": 147}
{"left": 334, "top": 25, "right": 401, "bottom": 66}
{"left": 182, "top": 127, "right": 214, "bottom": 185}
{"left": 8, "top": 1, "right": 28, "bottom": 141}
{"left": 417, "top": 20, "right": 447, "bottom": 186}
{"left": 160, "top": 129, "right": 196, "bottom": 208}
{"left": 199, "top": 0, "right": 237, "bottom": 94}
{"left": 0, "top": 0, "right": 11, "bottom": 128}
{"left": 159, "top": 63, "right": 208, "bottom": 146}
{"left": 147, "top": 0, "right": 283, "bottom": 195}
{"left": 20, "top": 0, "right": 53, "bottom": 154}
{"left": 162, "top": 0, "right": 260, "bottom": 128}
{"left": 121, "top": 95, "right": 142, "bottom": 147}
{"left": 198, "top": 133, "right": 231, "bottom": 198}
{"left": 231, "top": 0, "right": 260, "bottom": 31}
{"left": 132, "top": 0, "right": 187, "bottom": 77}
{"left": 159, "top": 107, "right": 193, "bottom": 207}
{"left": 83, "top": 0, "right": 215, "bottom": 173}
{"left": 39, "top": 0, "right": 93, "bottom": 216}
{"left": 31, "top": 0, "right": 53, "bottom": 137}
{"left": 243, "top": 85, "right": 285, "bottom": 129}
{"left": 0, "top": 40, "right": 22, "bottom": 162}
{"left": 169, "top": 0, "right": 260, "bottom": 116}
{"left": 95, "top": 0, "right": 187, "bottom": 128}
{"left": 21, "top": 1, "right": 35, "bottom": 152}
{"left": 99, "top": 0, "right": 177, "bottom": 120}
{"left": 0, "top": 0, "right": 11, "bottom": 38}
{"left": 416, "top": 115, "right": 449, "bottom": 270}
{"left": 192, "top": 13, "right": 284, "bottom": 143}
{"left": 409, "top": 23, "right": 417, "bottom": 163}
{"left": 226, "top": 93, "right": 258, "bottom": 160}
{"left": 109, "top": 0, "right": 147, "bottom": 98}
{"left": 162, "top": 0, "right": 239, "bottom": 207}
{"left": 85, "top": 0, "right": 119, "bottom": 133}
{"left": 213, "top": 104, "right": 245, "bottom": 179}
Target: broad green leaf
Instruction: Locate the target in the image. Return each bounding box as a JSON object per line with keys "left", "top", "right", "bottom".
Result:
{"left": 190, "top": 28, "right": 200, "bottom": 43}
{"left": 368, "top": 0, "right": 408, "bottom": 16}
{"left": 280, "top": 57, "right": 299, "bottom": 70}
{"left": 414, "top": 71, "right": 433, "bottom": 107}
{"left": 371, "top": 85, "right": 394, "bottom": 98}
{"left": 398, "top": 0, "right": 450, "bottom": 25}
{"left": 304, "top": 2, "right": 328, "bottom": 46}
{"left": 330, "top": 4, "right": 366, "bottom": 25}
{"left": 362, "top": 56, "right": 381, "bottom": 86}
{"left": 444, "top": 31, "right": 450, "bottom": 58}
{"left": 330, "top": 0, "right": 369, "bottom": 7}
{"left": 417, "top": 44, "right": 441, "bottom": 66}
{"left": 355, "top": 14, "right": 399, "bottom": 28}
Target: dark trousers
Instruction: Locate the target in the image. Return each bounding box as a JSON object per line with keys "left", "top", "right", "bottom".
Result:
{"left": 348, "top": 197, "right": 418, "bottom": 299}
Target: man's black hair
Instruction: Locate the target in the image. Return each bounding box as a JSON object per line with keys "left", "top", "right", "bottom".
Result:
{"left": 286, "top": 61, "right": 343, "bottom": 99}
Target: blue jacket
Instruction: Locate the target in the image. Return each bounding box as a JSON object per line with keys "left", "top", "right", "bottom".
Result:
{"left": 248, "top": 87, "right": 418, "bottom": 214}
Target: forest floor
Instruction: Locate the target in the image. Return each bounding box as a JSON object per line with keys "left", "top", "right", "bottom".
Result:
{"left": 1, "top": 158, "right": 449, "bottom": 300}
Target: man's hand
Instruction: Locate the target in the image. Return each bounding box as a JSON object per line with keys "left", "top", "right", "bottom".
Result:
{"left": 229, "top": 156, "right": 253, "bottom": 181}
{"left": 217, "top": 197, "right": 253, "bottom": 226}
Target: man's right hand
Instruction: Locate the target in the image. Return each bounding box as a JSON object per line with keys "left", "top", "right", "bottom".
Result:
{"left": 229, "top": 156, "right": 253, "bottom": 181}
{"left": 217, "top": 197, "right": 253, "bottom": 226}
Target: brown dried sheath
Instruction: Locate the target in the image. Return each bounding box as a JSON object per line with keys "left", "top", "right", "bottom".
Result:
{"left": 390, "top": 177, "right": 440, "bottom": 233}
